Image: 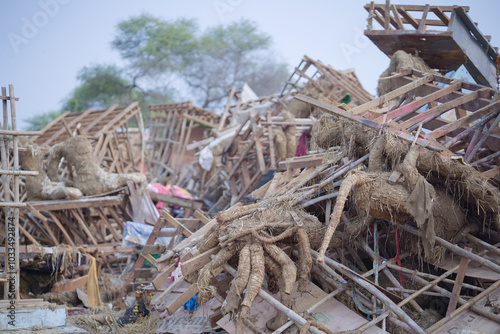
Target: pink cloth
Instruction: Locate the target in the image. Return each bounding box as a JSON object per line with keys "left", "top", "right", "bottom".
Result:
{"left": 296, "top": 132, "right": 311, "bottom": 157}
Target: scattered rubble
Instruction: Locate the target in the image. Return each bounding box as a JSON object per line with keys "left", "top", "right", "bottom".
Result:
{"left": 2, "top": 2, "right": 500, "bottom": 333}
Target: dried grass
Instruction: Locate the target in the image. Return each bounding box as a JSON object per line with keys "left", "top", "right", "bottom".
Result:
{"left": 68, "top": 308, "right": 160, "bottom": 334}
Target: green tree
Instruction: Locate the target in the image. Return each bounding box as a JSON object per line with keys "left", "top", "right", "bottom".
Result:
{"left": 64, "top": 64, "right": 138, "bottom": 112}
{"left": 112, "top": 15, "right": 198, "bottom": 85}
{"left": 111, "top": 16, "right": 289, "bottom": 108}
{"left": 185, "top": 20, "right": 289, "bottom": 107}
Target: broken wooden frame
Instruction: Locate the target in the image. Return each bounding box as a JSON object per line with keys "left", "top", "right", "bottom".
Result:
{"left": 0, "top": 85, "right": 40, "bottom": 302}
{"left": 32, "top": 102, "right": 144, "bottom": 175}
{"left": 364, "top": 2, "right": 497, "bottom": 87}
{"left": 115, "top": 209, "right": 210, "bottom": 307}
{"left": 296, "top": 67, "right": 500, "bottom": 178}
{"left": 19, "top": 194, "right": 131, "bottom": 247}
{"left": 281, "top": 55, "right": 374, "bottom": 107}
{"left": 147, "top": 102, "right": 221, "bottom": 182}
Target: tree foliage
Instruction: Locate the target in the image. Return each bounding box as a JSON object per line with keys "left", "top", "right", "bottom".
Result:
{"left": 64, "top": 64, "right": 138, "bottom": 112}
{"left": 111, "top": 16, "right": 288, "bottom": 108}
{"left": 29, "top": 16, "right": 288, "bottom": 130}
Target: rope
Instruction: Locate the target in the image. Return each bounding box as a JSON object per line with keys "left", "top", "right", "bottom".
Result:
{"left": 394, "top": 225, "right": 404, "bottom": 287}
{"left": 351, "top": 285, "right": 384, "bottom": 318}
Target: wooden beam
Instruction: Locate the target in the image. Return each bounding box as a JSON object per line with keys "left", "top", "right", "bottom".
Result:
{"left": 27, "top": 196, "right": 121, "bottom": 211}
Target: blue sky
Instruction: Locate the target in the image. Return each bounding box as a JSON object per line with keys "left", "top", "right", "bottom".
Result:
{"left": 1, "top": 0, "right": 498, "bottom": 130}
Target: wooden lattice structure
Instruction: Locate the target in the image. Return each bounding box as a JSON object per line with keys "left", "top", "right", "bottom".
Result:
{"left": 297, "top": 67, "right": 500, "bottom": 179}
{"left": 364, "top": 2, "right": 498, "bottom": 88}
{"left": 0, "top": 85, "right": 40, "bottom": 303}
{"left": 32, "top": 102, "right": 144, "bottom": 174}
{"left": 282, "top": 55, "right": 374, "bottom": 107}
{"left": 20, "top": 194, "right": 130, "bottom": 247}
{"left": 147, "top": 102, "right": 221, "bottom": 180}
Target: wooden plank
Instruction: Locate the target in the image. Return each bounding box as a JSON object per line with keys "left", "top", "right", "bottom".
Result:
{"left": 153, "top": 251, "right": 196, "bottom": 289}
{"left": 278, "top": 156, "right": 324, "bottom": 170}
{"left": 351, "top": 74, "right": 434, "bottom": 115}
{"left": 81, "top": 104, "right": 118, "bottom": 134}
{"left": 96, "top": 207, "right": 121, "bottom": 242}
{"left": 116, "top": 217, "right": 165, "bottom": 307}
{"left": 52, "top": 275, "right": 88, "bottom": 292}
{"left": 383, "top": 0, "right": 391, "bottom": 30}
{"left": 374, "top": 81, "right": 462, "bottom": 123}
{"left": 429, "top": 100, "right": 500, "bottom": 139}
{"left": 149, "top": 191, "right": 202, "bottom": 210}
{"left": 446, "top": 247, "right": 472, "bottom": 315}
{"left": 250, "top": 110, "right": 267, "bottom": 174}
{"left": 431, "top": 7, "right": 450, "bottom": 26}
{"left": 398, "top": 90, "right": 480, "bottom": 130}
{"left": 39, "top": 108, "right": 94, "bottom": 146}
{"left": 181, "top": 246, "right": 221, "bottom": 276}
{"left": 218, "top": 87, "right": 236, "bottom": 131}
{"left": 93, "top": 102, "right": 140, "bottom": 139}
{"left": 27, "top": 196, "right": 121, "bottom": 211}
{"left": 107, "top": 206, "right": 125, "bottom": 230}
{"left": 35, "top": 111, "right": 70, "bottom": 137}
{"left": 391, "top": 4, "right": 405, "bottom": 30}
{"left": 19, "top": 224, "right": 41, "bottom": 246}
{"left": 267, "top": 111, "right": 277, "bottom": 170}
{"left": 166, "top": 283, "right": 199, "bottom": 315}
{"left": 141, "top": 253, "right": 157, "bottom": 265}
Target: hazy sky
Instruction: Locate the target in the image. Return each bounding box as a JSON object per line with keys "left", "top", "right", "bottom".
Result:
{"left": 1, "top": 0, "right": 498, "bottom": 130}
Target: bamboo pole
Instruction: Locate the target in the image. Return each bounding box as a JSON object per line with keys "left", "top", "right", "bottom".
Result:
{"left": 427, "top": 279, "right": 500, "bottom": 332}
{"left": 310, "top": 249, "right": 426, "bottom": 334}
{"left": 465, "top": 234, "right": 500, "bottom": 257}
{"left": 397, "top": 267, "right": 500, "bottom": 324}
{"left": 222, "top": 264, "right": 324, "bottom": 334}
{"left": 386, "top": 263, "right": 483, "bottom": 292}
{"left": 361, "top": 240, "right": 424, "bottom": 313}
{"left": 400, "top": 224, "right": 500, "bottom": 274}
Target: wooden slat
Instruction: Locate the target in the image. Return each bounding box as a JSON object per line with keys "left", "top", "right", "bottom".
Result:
{"left": 418, "top": 4, "right": 430, "bottom": 30}
{"left": 39, "top": 108, "right": 94, "bottom": 146}
{"left": 351, "top": 74, "right": 434, "bottom": 115}
{"left": 398, "top": 90, "right": 480, "bottom": 130}
{"left": 27, "top": 196, "right": 121, "bottom": 211}
{"left": 71, "top": 209, "right": 97, "bottom": 245}
{"left": 180, "top": 246, "right": 221, "bottom": 276}
{"left": 47, "top": 211, "right": 75, "bottom": 247}
{"left": 429, "top": 100, "right": 500, "bottom": 139}
{"left": 25, "top": 203, "right": 59, "bottom": 246}
{"left": 375, "top": 81, "right": 462, "bottom": 123}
